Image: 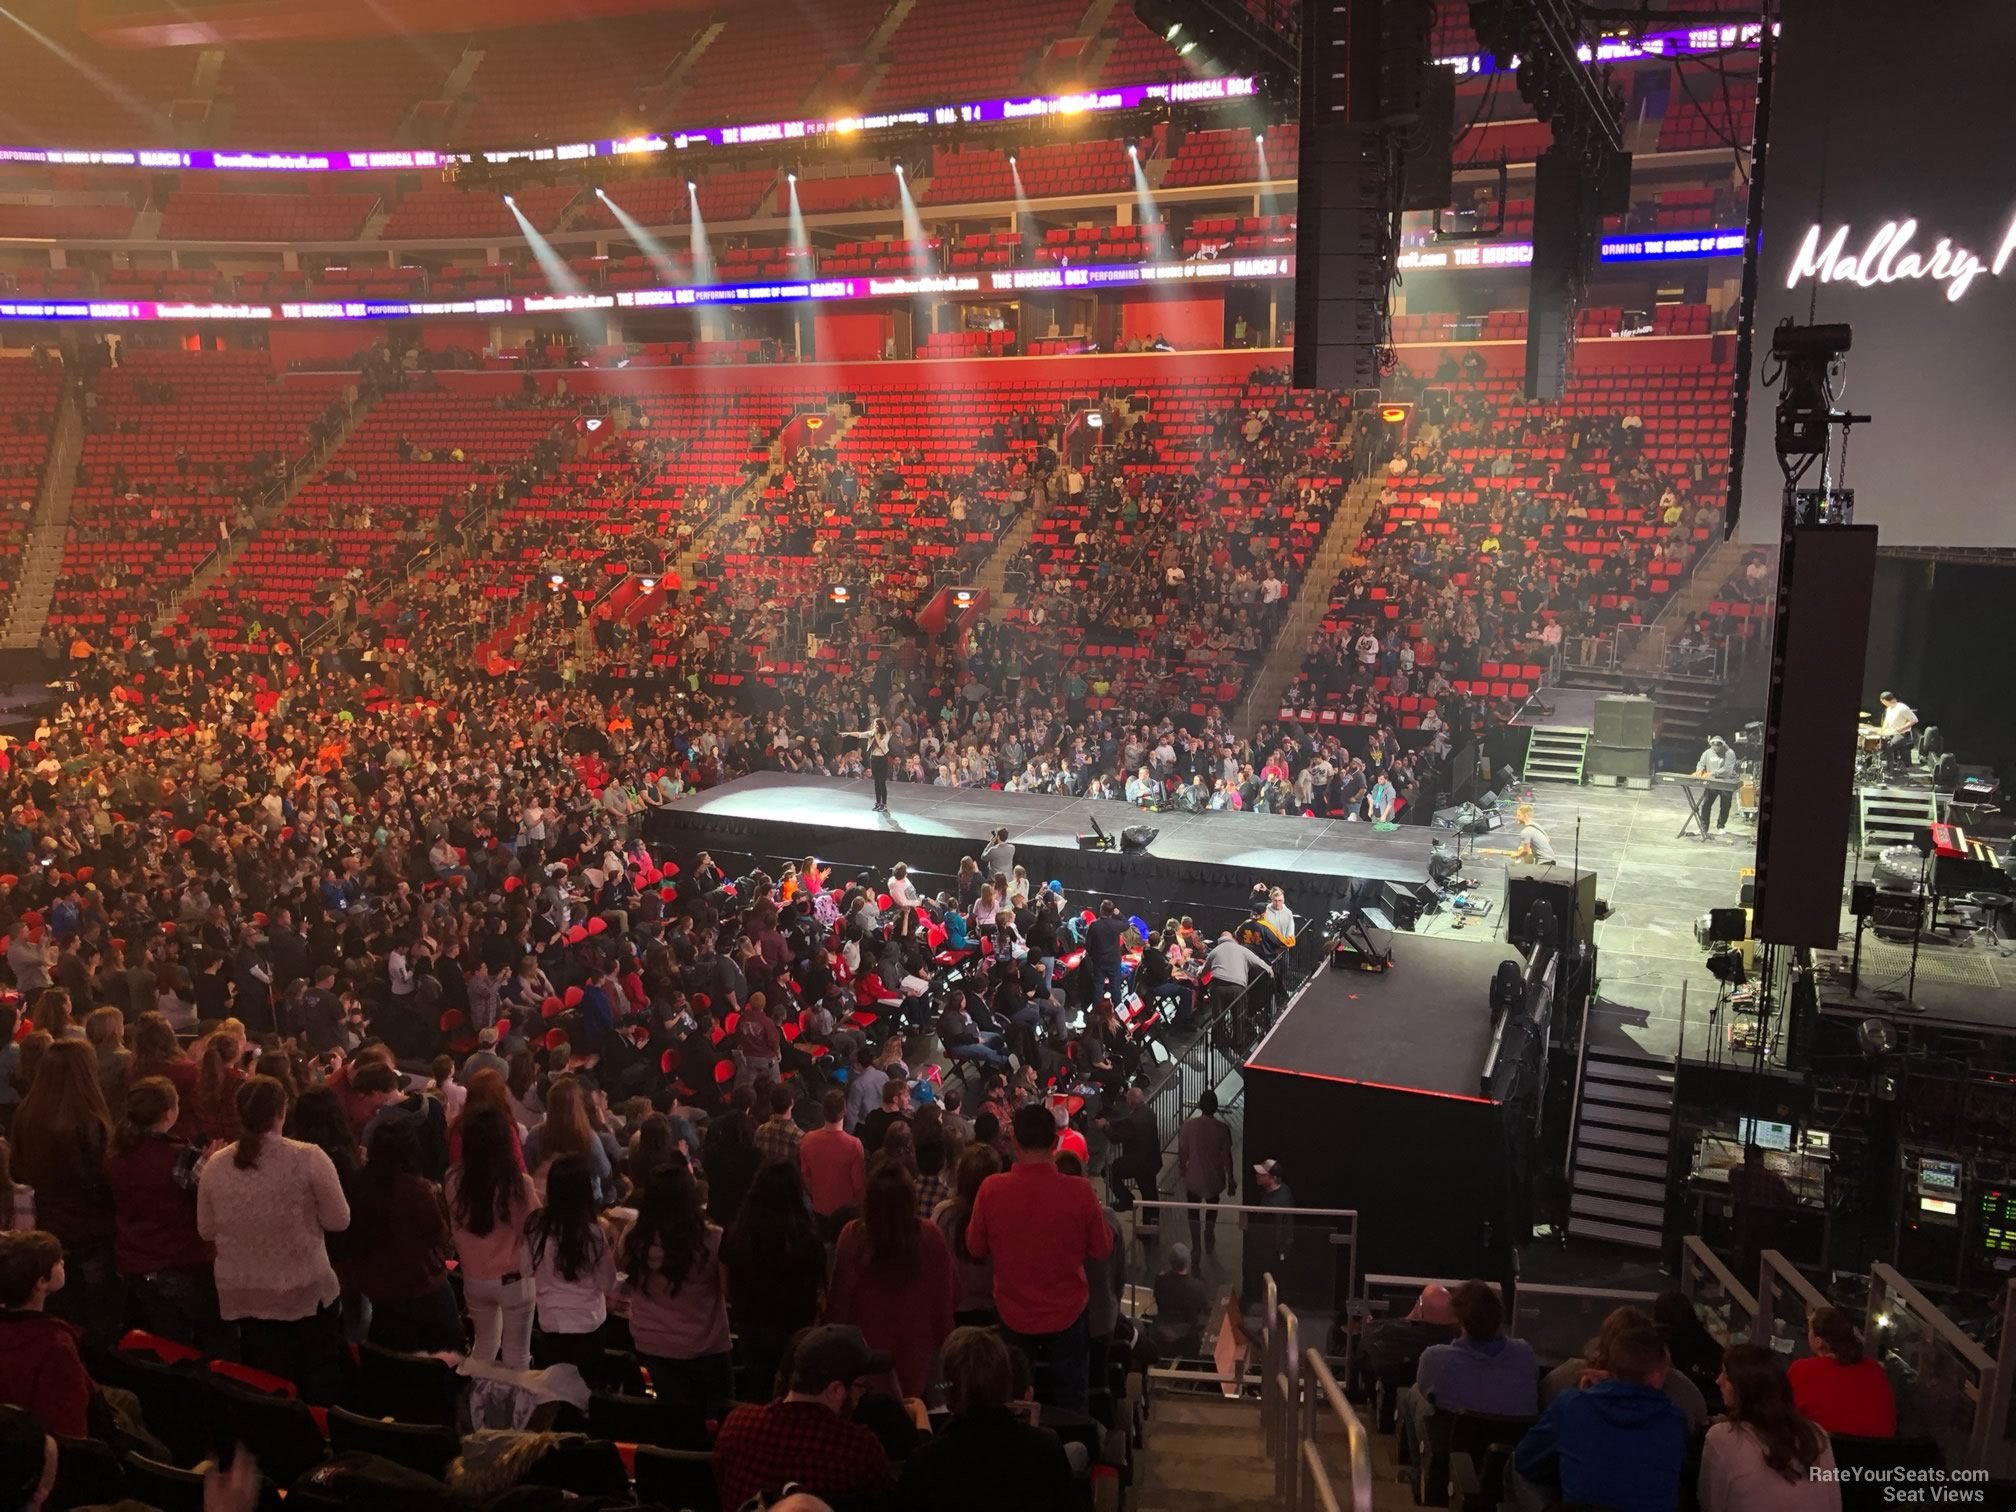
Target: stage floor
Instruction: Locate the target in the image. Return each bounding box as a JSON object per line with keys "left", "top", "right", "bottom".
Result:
{"left": 663, "top": 771, "right": 1456, "bottom": 889}
{"left": 1246, "top": 934, "right": 1524, "bottom": 1098}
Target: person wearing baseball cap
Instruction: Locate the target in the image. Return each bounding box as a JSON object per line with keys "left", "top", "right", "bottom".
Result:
{"left": 712, "top": 1324, "right": 894, "bottom": 1509}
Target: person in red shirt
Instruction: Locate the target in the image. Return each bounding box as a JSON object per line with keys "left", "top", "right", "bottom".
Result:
{"left": 712, "top": 1324, "right": 894, "bottom": 1510}
{"left": 798, "top": 1090, "right": 866, "bottom": 1241}
{"left": 965, "top": 1102, "right": 1114, "bottom": 1412}
{"left": 1787, "top": 1307, "right": 1896, "bottom": 1439}
{"left": 0, "top": 1230, "right": 94, "bottom": 1441}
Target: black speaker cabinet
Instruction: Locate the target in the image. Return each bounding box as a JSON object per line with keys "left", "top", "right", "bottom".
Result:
{"left": 1505, "top": 865, "right": 1598, "bottom": 957}
{"left": 1593, "top": 695, "right": 1655, "bottom": 750}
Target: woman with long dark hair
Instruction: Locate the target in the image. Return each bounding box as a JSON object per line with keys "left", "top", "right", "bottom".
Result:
{"left": 197, "top": 1076, "right": 351, "bottom": 1402}
{"left": 621, "top": 1164, "right": 732, "bottom": 1415}
{"left": 10, "top": 1040, "right": 117, "bottom": 1345}
{"left": 932, "top": 1143, "right": 1000, "bottom": 1327}
{"left": 1703, "top": 1343, "right": 1840, "bottom": 1512}
{"left": 700, "top": 1101, "right": 761, "bottom": 1228}
{"left": 525, "top": 1153, "right": 616, "bottom": 1383}
{"left": 720, "top": 1160, "right": 825, "bottom": 1401}
{"left": 103, "top": 1076, "right": 222, "bottom": 1354}
{"left": 448, "top": 1103, "right": 539, "bottom": 1370}
{"left": 525, "top": 1073, "right": 611, "bottom": 1204}
{"left": 1787, "top": 1308, "right": 1896, "bottom": 1439}
{"left": 347, "top": 1117, "right": 461, "bottom": 1352}
{"left": 828, "top": 1158, "right": 955, "bottom": 1396}
{"left": 185, "top": 1020, "right": 247, "bottom": 1143}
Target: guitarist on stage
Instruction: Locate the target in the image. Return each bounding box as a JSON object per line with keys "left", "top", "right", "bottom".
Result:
{"left": 1691, "top": 735, "right": 1739, "bottom": 835}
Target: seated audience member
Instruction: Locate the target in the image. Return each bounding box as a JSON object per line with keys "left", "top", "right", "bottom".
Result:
{"left": 1144, "top": 1241, "right": 1213, "bottom": 1356}
{"left": 1702, "top": 1343, "right": 1842, "bottom": 1512}
{"left": 1352, "top": 1281, "right": 1457, "bottom": 1399}
{"left": 712, "top": 1324, "right": 894, "bottom": 1510}
{"left": 1401, "top": 1279, "right": 1538, "bottom": 1448}
{"left": 1542, "top": 1304, "right": 1709, "bottom": 1432}
{"left": 1513, "top": 1322, "right": 1688, "bottom": 1512}
{"left": 0, "top": 1230, "right": 92, "bottom": 1439}
{"left": 896, "top": 1325, "right": 1075, "bottom": 1511}
{"left": 1786, "top": 1307, "right": 1896, "bottom": 1439}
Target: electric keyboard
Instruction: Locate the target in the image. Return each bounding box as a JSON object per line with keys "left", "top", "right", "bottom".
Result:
{"left": 1658, "top": 772, "right": 1740, "bottom": 791}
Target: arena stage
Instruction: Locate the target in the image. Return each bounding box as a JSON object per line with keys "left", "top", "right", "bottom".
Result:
{"left": 643, "top": 771, "right": 1491, "bottom": 930}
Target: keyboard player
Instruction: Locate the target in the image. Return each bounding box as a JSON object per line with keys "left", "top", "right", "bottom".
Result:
{"left": 1691, "top": 736, "right": 1739, "bottom": 834}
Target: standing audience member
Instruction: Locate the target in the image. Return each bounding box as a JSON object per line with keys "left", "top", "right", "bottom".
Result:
{"left": 622, "top": 1165, "right": 734, "bottom": 1416}
{"left": 1176, "top": 1089, "right": 1235, "bottom": 1251}
{"left": 1702, "top": 1344, "right": 1842, "bottom": 1512}
{"left": 965, "top": 1103, "right": 1114, "bottom": 1411}
{"left": 103, "top": 1076, "right": 220, "bottom": 1353}
{"left": 721, "top": 1161, "right": 827, "bottom": 1401}
{"left": 197, "top": 1076, "right": 350, "bottom": 1403}
{"left": 1787, "top": 1308, "right": 1896, "bottom": 1439}
{"left": 447, "top": 1103, "right": 539, "bottom": 1371}
{"left": 933, "top": 1144, "right": 1000, "bottom": 1327}
{"left": 800, "top": 1090, "right": 866, "bottom": 1239}
{"left": 827, "top": 1161, "right": 956, "bottom": 1398}
{"left": 525, "top": 1154, "right": 617, "bottom": 1383}
{"left": 346, "top": 1118, "right": 460, "bottom": 1352}
{"left": 8, "top": 1042, "right": 117, "bottom": 1347}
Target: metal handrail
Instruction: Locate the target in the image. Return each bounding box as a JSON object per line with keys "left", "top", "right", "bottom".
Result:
{"left": 1868, "top": 1263, "right": 1998, "bottom": 1470}
{"left": 1679, "top": 1234, "right": 1760, "bottom": 1344}
{"left": 1300, "top": 1348, "right": 1374, "bottom": 1512}
{"left": 1750, "top": 1248, "right": 1830, "bottom": 1351}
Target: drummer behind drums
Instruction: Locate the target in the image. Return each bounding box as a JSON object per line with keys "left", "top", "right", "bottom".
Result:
{"left": 1692, "top": 736, "right": 1739, "bottom": 834}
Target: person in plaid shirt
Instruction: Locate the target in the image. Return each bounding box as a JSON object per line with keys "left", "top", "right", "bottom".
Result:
{"left": 752, "top": 1085, "right": 802, "bottom": 1168}
{"left": 713, "top": 1324, "right": 893, "bottom": 1509}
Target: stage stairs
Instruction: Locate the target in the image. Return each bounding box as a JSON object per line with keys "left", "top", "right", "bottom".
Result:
{"left": 1857, "top": 784, "right": 1940, "bottom": 859}
{"left": 1565, "top": 1045, "right": 1676, "bottom": 1251}
{"left": 1523, "top": 725, "right": 1589, "bottom": 784}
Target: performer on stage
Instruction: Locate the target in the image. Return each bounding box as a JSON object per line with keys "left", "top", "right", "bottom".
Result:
{"left": 1484, "top": 803, "right": 1556, "bottom": 865}
{"left": 1877, "top": 691, "right": 1918, "bottom": 772}
{"left": 841, "top": 718, "right": 894, "bottom": 811}
{"left": 1691, "top": 735, "right": 1739, "bottom": 835}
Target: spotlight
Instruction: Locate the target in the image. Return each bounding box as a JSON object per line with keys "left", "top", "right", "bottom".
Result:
{"left": 1255, "top": 133, "right": 1265, "bottom": 145}
{"left": 639, "top": 577, "right": 657, "bottom": 591}
{"left": 1178, "top": 39, "right": 1197, "bottom": 55}
{"left": 894, "top": 163, "right": 905, "bottom": 176}
{"left": 502, "top": 194, "right": 516, "bottom": 206}
{"left": 686, "top": 180, "right": 697, "bottom": 190}
{"left": 548, "top": 573, "right": 565, "bottom": 588}
{"left": 787, "top": 172, "right": 797, "bottom": 184}
{"left": 1164, "top": 22, "right": 1182, "bottom": 40}
{"left": 1127, "top": 143, "right": 1138, "bottom": 156}
{"left": 1008, "top": 155, "right": 1017, "bottom": 167}
{"left": 594, "top": 187, "right": 608, "bottom": 199}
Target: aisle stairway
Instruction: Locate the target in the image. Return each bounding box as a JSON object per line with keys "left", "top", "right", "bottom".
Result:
{"left": 1, "top": 389, "right": 82, "bottom": 650}
{"left": 1239, "top": 471, "right": 1387, "bottom": 735}
{"left": 1623, "top": 536, "right": 1746, "bottom": 674}
{"left": 1566, "top": 1046, "right": 1677, "bottom": 1251}
{"left": 1137, "top": 1395, "right": 1278, "bottom": 1512}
